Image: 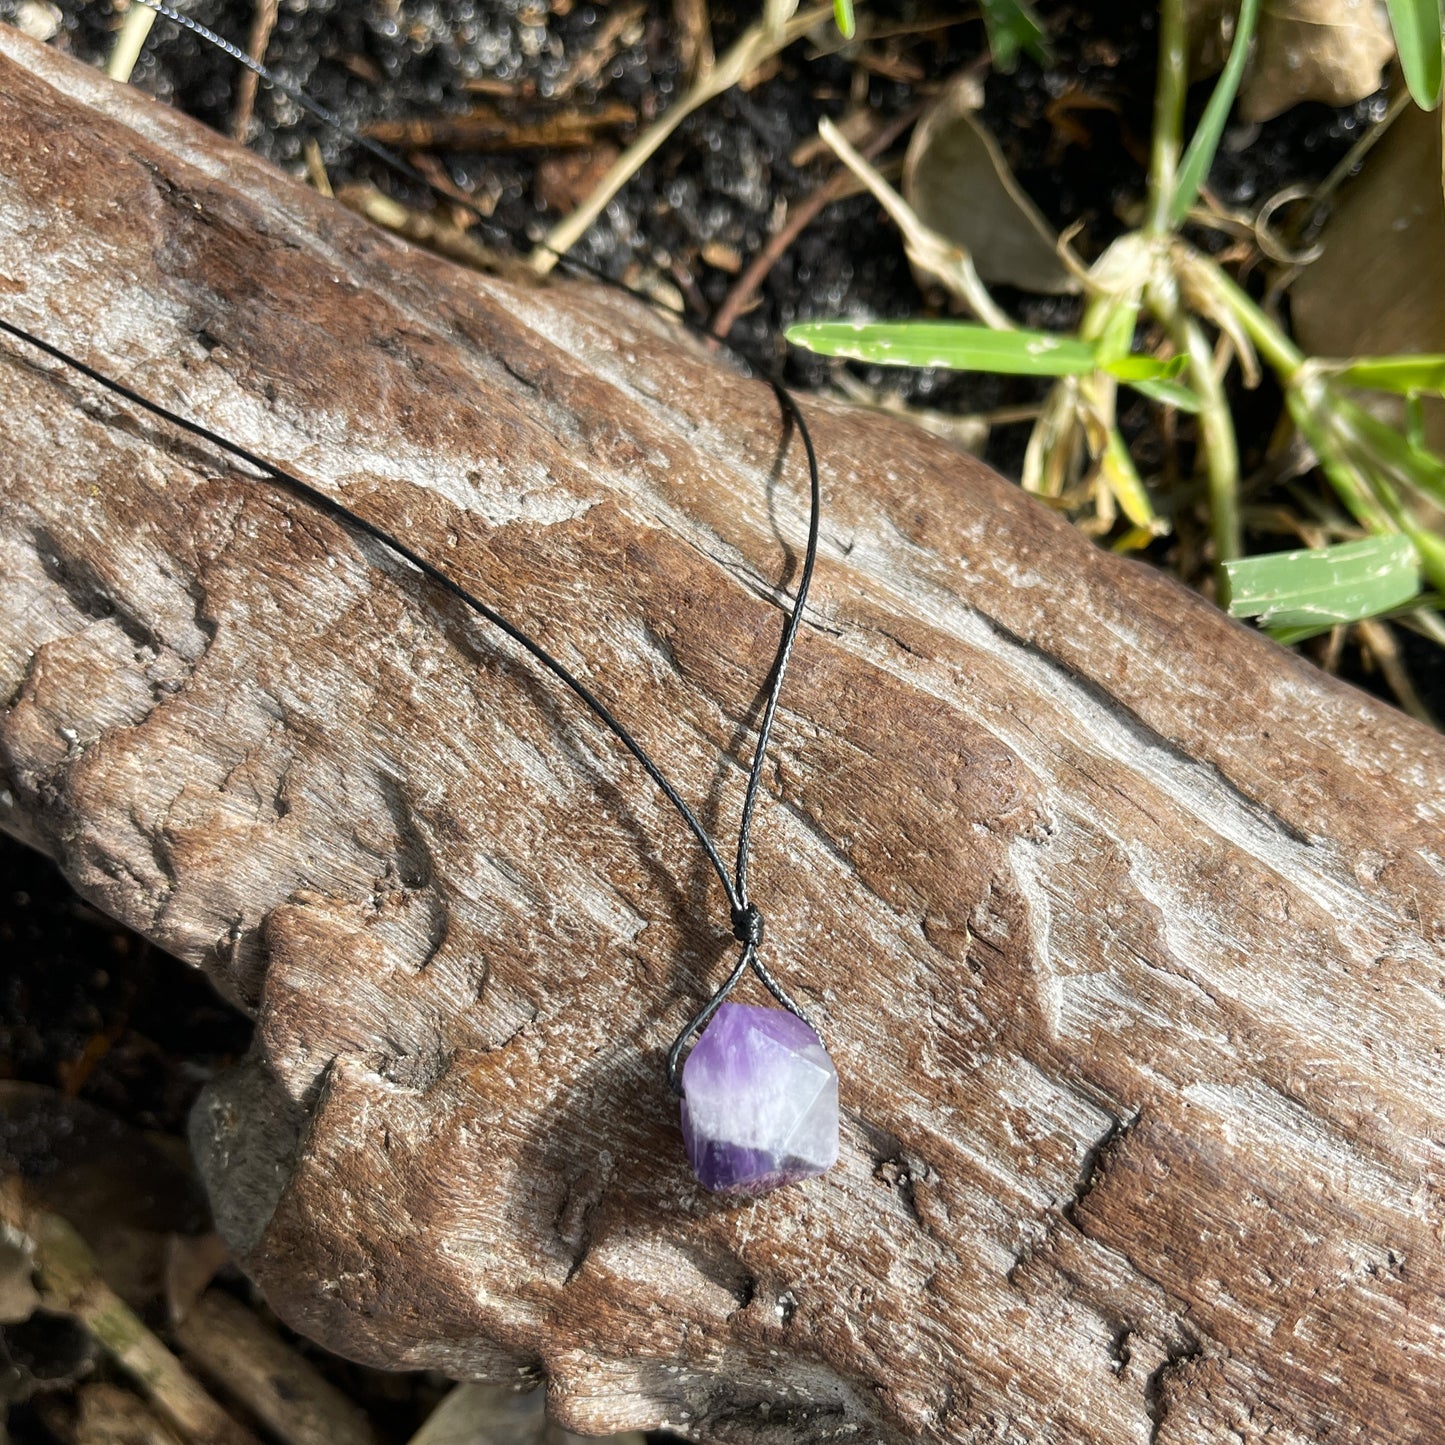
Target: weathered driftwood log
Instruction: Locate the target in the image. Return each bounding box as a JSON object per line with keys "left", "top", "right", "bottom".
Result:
{"left": 1, "top": 28, "right": 1443, "bottom": 1444}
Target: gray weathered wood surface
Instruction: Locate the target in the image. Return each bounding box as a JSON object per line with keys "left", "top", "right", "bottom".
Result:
{"left": 1, "top": 27, "right": 1443, "bottom": 1444}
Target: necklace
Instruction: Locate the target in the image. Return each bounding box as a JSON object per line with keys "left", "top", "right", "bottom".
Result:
{"left": 1, "top": 3, "right": 840, "bottom": 1196}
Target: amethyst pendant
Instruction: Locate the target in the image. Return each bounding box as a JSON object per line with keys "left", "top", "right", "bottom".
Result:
{"left": 679, "top": 1002, "right": 839, "bottom": 1195}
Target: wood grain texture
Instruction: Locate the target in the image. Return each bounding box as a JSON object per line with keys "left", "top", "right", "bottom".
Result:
{"left": 2, "top": 28, "right": 1443, "bottom": 1444}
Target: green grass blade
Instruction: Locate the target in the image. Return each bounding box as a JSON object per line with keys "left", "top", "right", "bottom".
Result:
{"left": 1334, "top": 393, "right": 1445, "bottom": 508}
{"left": 1094, "top": 297, "right": 1141, "bottom": 366}
{"left": 1386, "top": 0, "right": 1444, "bottom": 108}
{"left": 1406, "top": 394, "right": 1428, "bottom": 451}
{"left": 1289, "top": 383, "right": 1445, "bottom": 593}
{"left": 786, "top": 320, "right": 1180, "bottom": 379}
{"left": 1329, "top": 353, "right": 1445, "bottom": 396}
{"left": 1101, "top": 424, "right": 1158, "bottom": 531}
{"left": 1286, "top": 388, "right": 1395, "bottom": 532}
{"left": 1267, "top": 594, "right": 1442, "bottom": 646}
{"left": 786, "top": 320, "right": 1099, "bottom": 376}
{"left": 1170, "top": 0, "right": 1262, "bottom": 225}
{"left": 1224, "top": 535, "right": 1421, "bottom": 629}
{"left": 1103, "top": 353, "right": 1187, "bottom": 381}
{"left": 1125, "top": 376, "right": 1203, "bottom": 412}
{"left": 832, "top": 0, "right": 857, "bottom": 40}
{"left": 980, "top": 0, "right": 1050, "bottom": 71}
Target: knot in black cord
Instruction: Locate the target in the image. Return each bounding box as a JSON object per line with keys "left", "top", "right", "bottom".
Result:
{"left": 730, "top": 903, "right": 765, "bottom": 949}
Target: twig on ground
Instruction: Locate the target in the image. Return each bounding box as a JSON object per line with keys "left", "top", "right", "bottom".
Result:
{"left": 334, "top": 184, "right": 520, "bottom": 277}
{"left": 554, "top": 2, "right": 648, "bottom": 99}
{"left": 711, "top": 103, "right": 925, "bottom": 339}
{"left": 174, "top": 1288, "right": 380, "bottom": 1445}
{"left": 104, "top": 2, "right": 157, "bottom": 82}
{"left": 71, "top": 1383, "right": 185, "bottom": 1445}
{"left": 1357, "top": 618, "right": 1439, "bottom": 726}
{"left": 231, "top": 0, "right": 279, "bottom": 141}
{"left": 815, "top": 116, "right": 1011, "bottom": 328}
{"left": 531, "top": 4, "right": 832, "bottom": 275}
{"left": 806, "top": 10, "right": 971, "bottom": 57}
{"left": 674, "top": 0, "right": 715, "bottom": 84}
{"left": 365, "top": 101, "right": 636, "bottom": 152}
{"left": 0, "top": 1181, "right": 262, "bottom": 1445}
{"left": 302, "top": 137, "right": 334, "bottom": 198}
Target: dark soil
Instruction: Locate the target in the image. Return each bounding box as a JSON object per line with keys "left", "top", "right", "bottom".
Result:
{"left": 4, "top": 0, "right": 1389, "bottom": 469}
{"left": 0, "top": 1, "right": 1434, "bottom": 1439}
{"left": 0, "top": 839, "right": 250, "bottom": 1130}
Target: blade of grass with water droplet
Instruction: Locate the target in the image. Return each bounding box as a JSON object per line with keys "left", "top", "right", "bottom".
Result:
{"left": 1224, "top": 534, "right": 1421, "bottom": 632}
{"left": 785, "top": 320, "right": 1177, "bottom": 380}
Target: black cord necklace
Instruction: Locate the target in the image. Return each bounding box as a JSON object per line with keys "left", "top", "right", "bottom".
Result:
{"left": 1, "top": 4, "right": 841, "bottom": 1195}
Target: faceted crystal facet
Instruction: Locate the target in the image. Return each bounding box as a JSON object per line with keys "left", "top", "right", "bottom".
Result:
{"left": 679, "top": 1002, "right": 839, "bottom": 1195}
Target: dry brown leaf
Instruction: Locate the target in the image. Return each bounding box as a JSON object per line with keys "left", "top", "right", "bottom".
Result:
{"left": 1239, "top": 0, "right": 1395, "bottom": 122}
{"left": 1292, "top": 102, "right": 1445, "bottom": 452}
{"left": 534, "top": 144, "right": 622, "bottom": 213}
{"left": 902, "top": 72, "right": 1076, "bottom": 295}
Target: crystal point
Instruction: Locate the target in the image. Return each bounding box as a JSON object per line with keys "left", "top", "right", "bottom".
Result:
{"left": 679, "top": 1002, "right": 839, "bottom": 1195}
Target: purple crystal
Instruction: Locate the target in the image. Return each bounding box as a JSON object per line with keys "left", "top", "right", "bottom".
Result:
{"left": 679, "top": 1002, "right": 839, "bottom": 1195}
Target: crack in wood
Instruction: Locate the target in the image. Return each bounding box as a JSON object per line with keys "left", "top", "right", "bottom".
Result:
{"left": 31, "top": 527, "right": 160, "bottom": 652}
{"left": 1063, "top": 1107, "right": 1140, "bottom": 1230}
{"left": 1144, "top": 1334, "right": 1204, "bottom": 1444}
